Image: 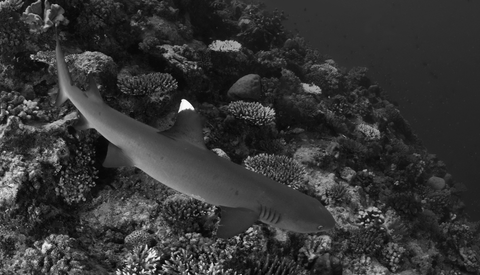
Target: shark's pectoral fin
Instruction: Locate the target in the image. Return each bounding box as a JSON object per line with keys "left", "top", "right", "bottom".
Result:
{"left": 85, "top": 74, "right": 104, "bottom": 104}
{"left": 102, "top": 142, "right": 134, "bottom": 168}
{"left": 73, "top": 112, "right": 91, "bottom": 131}
{"left": 217, "top": 206, "right": 258, "bottom": 238}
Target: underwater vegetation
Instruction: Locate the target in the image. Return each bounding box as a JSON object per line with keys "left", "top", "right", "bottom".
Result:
{"left": 0, "top": 0, "right": 478, "bottom": 274}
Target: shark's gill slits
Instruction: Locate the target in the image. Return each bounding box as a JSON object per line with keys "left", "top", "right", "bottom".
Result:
{"left": 260, "top": 204, "right": 281, "bottom": 224}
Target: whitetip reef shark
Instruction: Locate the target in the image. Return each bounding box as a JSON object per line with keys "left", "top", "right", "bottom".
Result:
{"left": 55, "top": 36, "right": 335, "bottom": 238}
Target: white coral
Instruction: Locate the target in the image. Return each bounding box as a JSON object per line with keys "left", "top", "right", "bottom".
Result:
{"left": 301, "top": 83, "right": 322, "bottom": 94}
{"left": 356, "top": 123, "right": 381, "bottom": 141}
{"left": 208, "top": 40, "right": 242, "bottom": 52}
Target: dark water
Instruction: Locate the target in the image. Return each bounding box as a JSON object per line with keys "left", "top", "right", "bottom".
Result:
{"left": 258, "top": 0, "right": 480, "bottom": 221}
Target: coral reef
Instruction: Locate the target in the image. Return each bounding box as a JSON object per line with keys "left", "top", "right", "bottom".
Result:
{"left": 244, "top": 153, "right": 307, "bottom": 190}
{"left": 223, "top": 101, "right": 276, "bottom": 127}
{"left": 0, "top": 0, "right": 477, "bottom": 274}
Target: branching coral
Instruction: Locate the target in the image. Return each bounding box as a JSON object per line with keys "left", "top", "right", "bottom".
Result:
{"left": 381, "top": 242, "right": 405, "bottom": 272}
{"left": 161, "top": 194, "right": 215, "bottom": 234}
{"left": 357, "top": 206, "right": 385, "bottom": 228}
{"left": 223, "top": 101, "right": 275, "bottom": 127}
{"left": 348, "top": 227, "right": 387, "bottom": 256}
{"left": 326, "top": 184, "right": 350, "bottom": 204}
{"left": 117, "top": 245, "right": 163, "bottom": 275}
{"left": 244, "top": 153, "right": 306, "bottom": 190}
{"left": 117, "top": 72, "right": 178, "bottom": 102}
{"left": 161, "top": 248, "right": 237, "bottom": 275}
{"left": 237, "top": 6, "right": 287, "bottom": 51}
{"left": 9, "top": 234, "right": 90, "bottom": 274}
{"left": 243, "top": 254, "right": 307, "bottom": 275}
{"left": 0, "top": 90, "right": 44, "bottom": 123}
{"left": 298, "top": 235, "right": 332, "bottom": 266}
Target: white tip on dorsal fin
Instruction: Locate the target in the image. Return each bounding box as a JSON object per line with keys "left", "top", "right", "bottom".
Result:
{"left": 161, "top": 99, "right": 207, "bottom": 150}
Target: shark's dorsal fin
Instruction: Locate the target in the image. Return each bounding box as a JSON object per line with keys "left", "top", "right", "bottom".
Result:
{"left": 103, "top": 142, "right": 135, "bottom": 168}
{"left": 217, "top": 206, "right": 258, "bottom": 238}
{"left": 161, "top": 99, "right": 207, "bottom": 150}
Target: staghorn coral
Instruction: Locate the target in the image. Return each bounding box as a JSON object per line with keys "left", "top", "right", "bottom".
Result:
{"left": 244, "top": 153, "right": 307, "bottom": 190}
{"left": 243, "top": 254, "right": 307, "bottom": 275}
{"left": 161, "top": 194, "right": 215, "bottom": 235}
{"left": 117, "top": 245, "right": 162, "bottom": 275}
{"left": 223, "top": 101, "right": 275, "bottom": 127}
{"left": 117, "top": 72, "right": 178, "bottom": 100}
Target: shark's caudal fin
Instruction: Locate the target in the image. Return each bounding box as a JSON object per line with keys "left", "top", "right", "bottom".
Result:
{"left": 55, "top": 29, "right": 72, "bottom": 107}
{"left": 55, "top": 29, "right": 104, "bottom": 131}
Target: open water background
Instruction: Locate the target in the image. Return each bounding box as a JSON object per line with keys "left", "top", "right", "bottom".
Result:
{"left": 256, "top": 0, "right": 480, "bottom": 221}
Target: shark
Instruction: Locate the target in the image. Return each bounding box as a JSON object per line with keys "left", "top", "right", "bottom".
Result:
{"left": 55, "top": 36, "right": 336, "bottom": 238}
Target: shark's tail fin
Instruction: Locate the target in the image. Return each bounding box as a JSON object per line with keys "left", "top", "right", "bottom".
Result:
{"left": 55, "top": 26, "right": 72, "bottom": 107}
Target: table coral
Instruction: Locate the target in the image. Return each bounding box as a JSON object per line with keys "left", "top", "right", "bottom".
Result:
{"left": 117, "top": 72, "right": 178, "bottom": 98}
{"left": 223, "top": 101, "right": 276, "bottom": 127}
{"left": 244, "top": 153, "right": 306, "bottom": 190}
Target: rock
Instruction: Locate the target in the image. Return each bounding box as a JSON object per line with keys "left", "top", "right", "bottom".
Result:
{"left": 444, "top": 173, "right": 454, "bottom": 186}
{"left": 426, "top": 176, "right": 446, "bottom": 190}
{"left": 227, "top": 74, "right": 262, "bottom": 101}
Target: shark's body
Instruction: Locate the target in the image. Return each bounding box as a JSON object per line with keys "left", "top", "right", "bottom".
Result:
{"left": 55, "top": 37, "right": 335, "bottom": 237}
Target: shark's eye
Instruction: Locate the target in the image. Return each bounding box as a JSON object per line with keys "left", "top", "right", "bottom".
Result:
{"left": 317, "top": 225, "right": 323, "bottom": 230}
